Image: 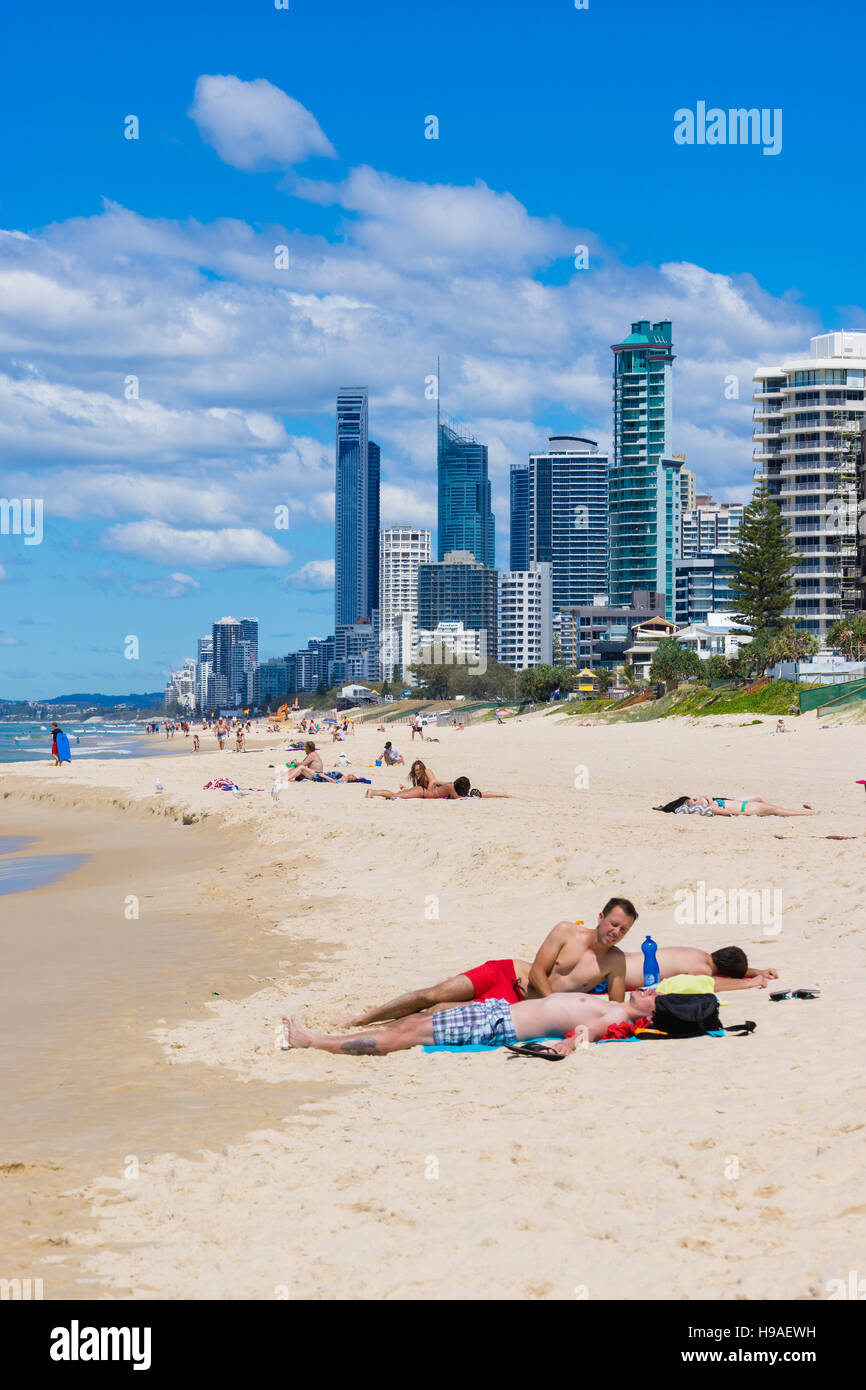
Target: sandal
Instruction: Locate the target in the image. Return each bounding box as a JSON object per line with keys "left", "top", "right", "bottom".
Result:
{"left": 504, "top": 1041, "right": 565, "bottom": 1061}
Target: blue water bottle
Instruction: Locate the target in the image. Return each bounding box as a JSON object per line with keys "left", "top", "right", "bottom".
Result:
{"left": 641, "top": 935, "right": 660, "bottom": 987}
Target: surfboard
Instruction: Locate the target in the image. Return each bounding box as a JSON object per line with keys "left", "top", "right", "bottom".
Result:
{"left": 55, "top": 731, "right": 71, "bottom": 763}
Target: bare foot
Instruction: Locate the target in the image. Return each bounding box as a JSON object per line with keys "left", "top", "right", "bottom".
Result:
{"left": 282, "top": 1015, "right": 314, "bottom": 1049}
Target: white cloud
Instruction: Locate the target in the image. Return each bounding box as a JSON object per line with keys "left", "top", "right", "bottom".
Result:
{"left": 284, "top": 559, "right": 334, "bottom": 590}
{"left": 103, "top": 521, "right": 291, "bottom": 569}
{"left": 190, "top": 75, "right": 336, "bottom": 171}
{"left": 0, "top": 565, "right": 6, "bottom": 581}
{"left": 131, "top": 572, "right": 202, "bottom": 598}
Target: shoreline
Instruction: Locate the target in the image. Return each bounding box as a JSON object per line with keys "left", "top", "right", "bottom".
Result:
{"left": 1, "top": 713, "right": 864, "bottom": 1299}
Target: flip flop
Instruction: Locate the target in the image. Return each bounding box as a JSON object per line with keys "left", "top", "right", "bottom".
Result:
{"left": 504, "top": 1041, "right": 565, "bottom": 1061}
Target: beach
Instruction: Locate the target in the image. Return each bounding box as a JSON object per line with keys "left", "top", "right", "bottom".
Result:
{"left": 1, "top": 710, "right": 864, "bottom": 1300}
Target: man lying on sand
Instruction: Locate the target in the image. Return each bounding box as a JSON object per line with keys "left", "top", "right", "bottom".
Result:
{"left": 621, "top": 945, "right": 776, "bottom": 992}
{"left": 285, "top": 988, "right": 657, "bottom": 1058}
{"left": 337, "top": 899, "right": 637, "bottom": 1026}
{"left": 365, "top": 775, "right": 509, "bottom": 801}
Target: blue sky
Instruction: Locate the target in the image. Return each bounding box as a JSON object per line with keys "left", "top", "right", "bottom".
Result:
{"left": 1, "top": 0, "right": 863, "bottom": 698}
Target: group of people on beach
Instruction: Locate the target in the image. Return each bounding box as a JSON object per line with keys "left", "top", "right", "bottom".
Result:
{"left": 283, "top": 897, "right": 776, "bottom": 1058}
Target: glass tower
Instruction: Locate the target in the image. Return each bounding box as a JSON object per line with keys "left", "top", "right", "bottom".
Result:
{"left": 510, "top": 464, "right": 530, "bottom": 571}
{"left": 610, "top": 320, "right": 681, "bottom": 617}
{"left": 525, "top": 436, "right": 609, "bottom": 610}
{"left": 437, "top": 421, "right": 495, "bottom": 567}
{"left": 335, "top": 387, "right": 380, "bottom": 628}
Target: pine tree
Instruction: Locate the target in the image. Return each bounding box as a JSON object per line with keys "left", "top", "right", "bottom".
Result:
{"left": 728, "top": 482, "right": 798, "bottom": 634}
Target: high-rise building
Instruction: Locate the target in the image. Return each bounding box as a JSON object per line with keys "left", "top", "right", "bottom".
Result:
{"left": 498, "top": 563, "right": 553, "bottom": 670}
{"left": 195, "top": 635, "right": 213, "bottom": 712}
{"left": 379, "top": 526, "right": 431, "bottom": 680}
{"left": 609, "top": 319, "right": 682, "bottom": 618}
{"left": 211, "top": 616, "right": 258, "bottom": 706}
{"left": 522, "top": 435, "right": 609, "bottom": 612}
{"left": 510, "top": 465, "right": 530, "bottom": 571}
{"left": 681, "top": 495, "right": 744, "bottom": 557}
{"left": 335, "top": 387, "right": 380, "bottom": 628}
{"left": 417, "top": 550, "right": 498, "bottom": 661}
{"left": 437, "top": 420, "right": 495, "bottom": 567}
{"left": 333, "top": 618, "right": 380, "bottom": 684}
{"left": 674, "top": 550, "right": 736, "bottom": 625}
{"left": 753, "top": 331, "right": 865, "bottom": 637}
{"left": 253, "top": 658, "right": 292, "bottom": 708}
{"left": 678, "top": 460, "right": 697, "bottom": 513}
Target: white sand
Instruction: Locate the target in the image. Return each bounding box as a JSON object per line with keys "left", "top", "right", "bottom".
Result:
{"left": 2, "top": 709, "right": 864, "bottom": 1299}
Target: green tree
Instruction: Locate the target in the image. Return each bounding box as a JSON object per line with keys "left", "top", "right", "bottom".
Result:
{"left": 618, "top": 663, "right": 637, "bottom": 689}
{"left": 704, "top": 654, "right": 730, "bottom": 681}
{"left": 827, "top": 613, "right": 866, "bottom": 661}
{"left": 767, "top": 624, "right": 820, "bottom": 667}
{"left": 648, "top": 639, "right": 703, "bottom": 690}
{"left": 728, "top": 482, "right": 798, "bottom": 634}
{"left": 595, "top": 667, "right": 614, "bottom": 694}
{"left": 517, "top": 665, "right": 575, "bottom": 702}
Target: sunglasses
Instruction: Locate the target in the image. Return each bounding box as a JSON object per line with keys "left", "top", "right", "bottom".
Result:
{"left": 769, "top": 989, "right": 820, "bottom": 1001}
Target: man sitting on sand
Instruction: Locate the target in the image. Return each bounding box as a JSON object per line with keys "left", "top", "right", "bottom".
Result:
{"left": 284, "top": 987, "right": 658, "bottom": 1058}
{"left": 379, "top": 741, "right": 405, "bottom": 766}
{"left": 337, "top": 899, "right": 637, "bottom": 1026}
{"left": 290, "top": 742, "right": 324, "bottom": 780}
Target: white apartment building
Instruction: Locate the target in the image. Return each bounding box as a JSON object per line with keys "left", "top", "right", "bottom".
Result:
{"left": 415, "top": 621, "right": 485, "bottom": 666}
{"left": 378, "top": 525, "right": 431, "bottom": 679}
{"left": 497, "top": 562, "right": 553, "bottom": 671}
{"left": 681, "top": 495, "right": 744, "bottom": 557}
{"left": 753, "top": 331, "right": 864, "bottom": 638}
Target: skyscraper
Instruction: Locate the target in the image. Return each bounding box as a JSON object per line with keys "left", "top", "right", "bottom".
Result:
{"left": 437, "top": 420, "right": 495, "bottom": 567}
{"left": 609, "top": 319, "right": 682, "bottom": 618}
{"left": 498, "top": 563, "right": 553, "bottom": 670}
{"left": 379, "top": 525, "right": 431, "bottom": 680}
{"left": 753, "top": 331, "right": 865, "bottom": 638}
{"left": 211, "top": 616, "right": 258, "bottom": 707}
{"left": 417, "top": 550, "right": 498, "bottom": 660}
{"left": 510, "top": 464, "right": 530, "bottom": 571}
{"left": 521, "top": 435, "right": 609, "bottom": 612}
{"left": 335, "top": 387, "right": 380, "bottom": 628}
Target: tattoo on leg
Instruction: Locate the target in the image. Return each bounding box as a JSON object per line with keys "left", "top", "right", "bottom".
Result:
{"left": 339, "top": 1037, "right": 379, "bottom": 1055}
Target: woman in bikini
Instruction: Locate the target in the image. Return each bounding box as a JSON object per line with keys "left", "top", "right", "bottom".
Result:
{"left": 655, "top": 794, "right": 817, "bottom": 818}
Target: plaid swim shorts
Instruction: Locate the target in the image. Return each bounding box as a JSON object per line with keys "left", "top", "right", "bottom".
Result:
{"left": 431, "top": 998, "right": 518, "bottom": 1047}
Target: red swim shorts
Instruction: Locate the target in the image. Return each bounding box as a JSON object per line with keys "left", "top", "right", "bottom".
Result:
{"left": 464, "top": 958, "right": 524, "bottom": 1005}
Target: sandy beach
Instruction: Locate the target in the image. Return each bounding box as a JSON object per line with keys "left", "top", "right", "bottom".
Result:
{"left": 1, "top": 709, "right": 864, "bottom": 1301}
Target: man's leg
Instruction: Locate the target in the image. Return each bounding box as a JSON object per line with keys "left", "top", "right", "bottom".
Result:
{"left": 283, "top": 1013, "right": 434, "bottom": 1055}
{"left": 337, "top": 971, "right": 475, "bottom": 1028}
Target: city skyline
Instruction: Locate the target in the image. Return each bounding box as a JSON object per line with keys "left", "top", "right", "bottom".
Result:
{"left": 3, "top": 0, "right": 864, "bottom": 697}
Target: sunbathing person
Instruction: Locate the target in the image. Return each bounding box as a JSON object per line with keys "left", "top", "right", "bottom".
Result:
{"left": 655, "top": 793, "right": 817, "bottom": 817}
{"left": 622, "top": 944, "right": 777, "bottom": 991}
{"left": 284, "top": 988, "right": 658, "bottom": 1058}
{"left": 337, "top": 899, "right": 638, "bottom": 1027}
{"left": 365, "top": 775, "right": 510, "bottom": 801}
{"left": 400, "top": 758, "right": 438, "bottom": 791}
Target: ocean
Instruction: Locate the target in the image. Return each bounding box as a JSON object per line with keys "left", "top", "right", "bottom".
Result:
{"left": 0, "top": 720, "right": 153, "bottom": 764}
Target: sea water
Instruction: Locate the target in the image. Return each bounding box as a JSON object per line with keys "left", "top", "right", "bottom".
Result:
{"left": 0, "top": 721, "right": 149, "bottom": 764}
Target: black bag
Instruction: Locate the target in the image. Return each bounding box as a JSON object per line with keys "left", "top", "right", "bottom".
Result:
{"left": 644, "top": 993, "right": 756, "bottom": 1039}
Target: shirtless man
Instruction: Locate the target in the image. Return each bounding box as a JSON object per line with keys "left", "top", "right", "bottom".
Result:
{"left": 622, "top": 944, "right": 777, "bottom": 991}
{"left": 290, "top": 742, "right": 324, "bottom": 780}
{"left": 285, "top": 987, "right": 657, "bottom": 1058}
{"left": 337, "top": 898, "right": 637, "bottom": 1027}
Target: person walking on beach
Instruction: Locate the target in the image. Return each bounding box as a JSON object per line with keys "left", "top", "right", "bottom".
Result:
{"left": 216, "top": 718, "right": 228, "bottom": 750}
{"left": 283, "top": 988, "right": 658, "bottom": 1058}
{"left": 411, "top": 712, "right": 424, "bottom": 742}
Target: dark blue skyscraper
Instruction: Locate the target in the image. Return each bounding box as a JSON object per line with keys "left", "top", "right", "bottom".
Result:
{"left": 510, "top": 464, "right": 530, "bottom": 570}
{"left": 437, "top": 421, "right": 495, "bottom": 568}
{"left": 335, "top": 387, "right": 380, "bottom": 628}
